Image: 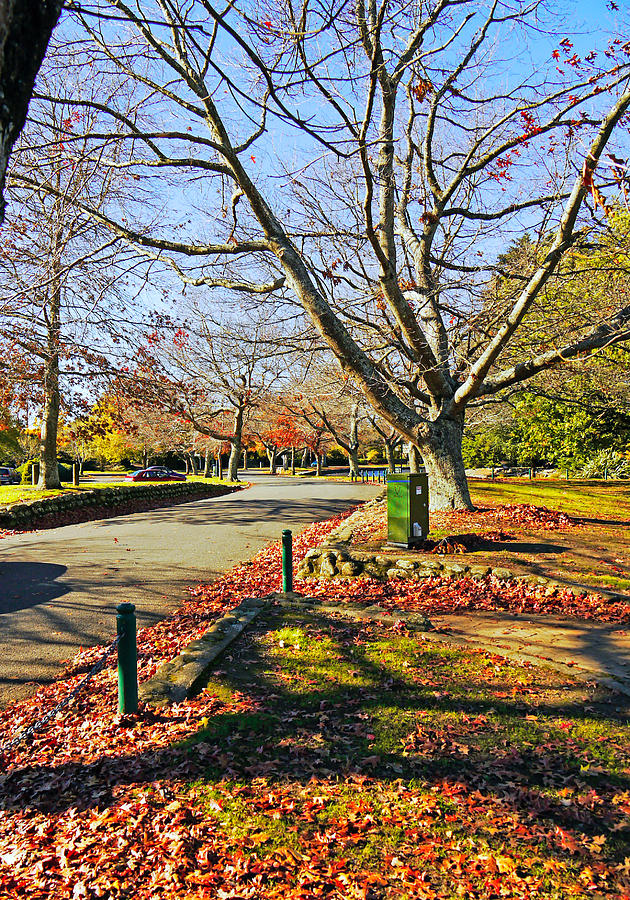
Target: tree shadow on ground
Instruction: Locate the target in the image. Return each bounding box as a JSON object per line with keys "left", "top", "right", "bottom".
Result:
{"left": 2, "top": 608, "right": 629, "bottom": 866}
{"left": 475, "top": 540, "right": 567, "bottom": 555}
{"left": 109, "top": 497, "right": 366, "bottom": 530}
{"left": 0, "top": 562, "right": 68, "bottom": 614}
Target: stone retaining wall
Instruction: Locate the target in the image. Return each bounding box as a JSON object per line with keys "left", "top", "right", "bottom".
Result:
{"left": 297, "top": 494, "right": 593, "bottom": 598}
{"left": 0, "top": 482, "right": 241, "bottom": 531}
{"left": 298, "top": 546, "right": 501, "bottom": 581}
{"left": 297, "top": 544, "right": 593, "bottom": 596}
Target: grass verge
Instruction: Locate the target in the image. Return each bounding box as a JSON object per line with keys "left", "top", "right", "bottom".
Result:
{"left": 182, "top": 606, "right": 630, "bottom": 899}
{"left": 0, "top": 476, "right": 237, "bottom": 506}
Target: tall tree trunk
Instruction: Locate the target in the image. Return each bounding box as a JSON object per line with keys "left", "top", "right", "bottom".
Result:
{"left": 267, "top": 446, "right": 277, "bottom": 475}
{"left": 188, "top": 452, "right": 198, "bottom": 475}
{"left": 301, "top": 447, "right": 308, "bottom": 467}
{"left": 38, "top": 354, "right": 60, "bottom": 488}
{"left": 347, "top": 403, "right": 360, "bottom": 477}
{"left": 290, "top": 446, "right": 296, "bottom": 476}
{"left": 315, "top": 454, "right": 322, "bottom": 476}
{"left": 0, "top": 0, "right": 62, "bottom": 224}
{"left": 243, "top": 448, "right": 248, "bottom": 471}
{"left": 217, "top": 452, "right": 223, "bottom": 479}
{"left": 38, "top": 261, "right": 61, "bottom": 489}
{"left": 227, "top": 406, "right": 244, "bottom": 480}
{"left": 227, "top": 442, "right": 240, "bottom": 480}
{"left": 417, "top": 418, "right": 472, "bottom": 511}
{"left": 408, "top": 442, "right": 421, "bottom": 474}
{"left": 347, "top": 446, "right": 360, "bottom": 477}
{"left": 203, "top": 446, "right": 212, "bottom": 477}
{"left": 384, "top": 440, "right": 395, "bottom": 473}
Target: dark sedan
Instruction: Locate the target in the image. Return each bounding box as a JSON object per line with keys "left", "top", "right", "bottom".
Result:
{"left": 125, "top": 467, "right": 187, "bottom": 482}
{"left": 0, "top": 467, "right": 20, "bottom": 485}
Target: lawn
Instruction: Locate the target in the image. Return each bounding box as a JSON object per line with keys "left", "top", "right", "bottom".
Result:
{"left": 349, "top": 479, "right": 630, "bottom": 598}
{"left": 470, "top": 480, "right": 630, "bottom": 521}
{"left": 184, "top": 606, "right": 630, "bottom": 898}
{"left": 3, "top": 605, "right": 628, "bottom": 898}
{"left": 0, "top": 476, "right": 236, "bottom": 506}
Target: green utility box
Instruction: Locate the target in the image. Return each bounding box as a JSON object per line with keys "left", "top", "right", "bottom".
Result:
{"left": 387, "top": 473, "right": 429, "bottom": 548}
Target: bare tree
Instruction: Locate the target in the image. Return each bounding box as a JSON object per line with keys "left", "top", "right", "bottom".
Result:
{"left": 128, "top": 310, "right": 283, "bottom": 481}
{"left": 34, "top": 0, "right": 630, "bottom": 507}
{"left": 366, "top": 415, "right": 403, "bottom": 473}
{"left": 0, "top": 89, "right": 140, "bottom": 487}
{"left": 284, "top": 364, "right": 368, "bottom": 476}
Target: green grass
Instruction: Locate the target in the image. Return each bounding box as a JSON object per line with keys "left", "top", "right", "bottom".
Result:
{"left": 470, "top": 477, "right": 630, "bottom": 519}
{"left": 0, "top": 476, "right": 241, "bottom": 506}
{"left": 182, "top": 608, "right": 630, "bottom": 898}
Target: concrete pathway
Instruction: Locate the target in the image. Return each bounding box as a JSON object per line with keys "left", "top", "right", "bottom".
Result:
{"left": 0, "top": 475, "right": 377, "bottom": 707}
{"left": 427, "top": 610, "right": 630, "bottom": 697}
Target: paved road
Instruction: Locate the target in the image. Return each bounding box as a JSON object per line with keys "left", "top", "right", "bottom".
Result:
{"left": 0, "top": 475, "right": 377, "bottom": 708}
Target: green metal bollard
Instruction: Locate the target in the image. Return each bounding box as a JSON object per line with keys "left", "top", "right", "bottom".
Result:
{"left": 282, "top": 529, "right": 293, "bottom": 594}
{"left": 116, "top": 603, "right": 138, "bottom": 714}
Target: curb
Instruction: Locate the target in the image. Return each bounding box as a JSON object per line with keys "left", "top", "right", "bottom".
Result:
{"left": 139, "top": 591, "right": 433, "bottom": 706}
{"left": 139, "top": 596, "right": 268, "bottom": 705}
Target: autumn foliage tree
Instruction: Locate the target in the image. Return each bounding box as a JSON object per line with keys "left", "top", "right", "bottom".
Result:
{"left": 125, "top": 312, "right": 283, "bottom": 481}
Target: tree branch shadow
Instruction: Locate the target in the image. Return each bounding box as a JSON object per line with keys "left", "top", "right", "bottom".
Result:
{"left": 2, "top": 608, "right": 628, "bottom": 867}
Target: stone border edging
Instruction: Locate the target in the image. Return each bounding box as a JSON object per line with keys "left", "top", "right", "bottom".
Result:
{"left": 298, "top": 543, "right": 608, "bottom": 599}
{"left": 0, "top": 482, "right": 242, "bottom": 531}
{"left": 139, "top": 591, "right": 433, "bottom": 706}
{"left": 139, "top": 596, "right": 268, "bottom": 705}
{"left": 273, "top": 592, "right": 433, "bottom": 631}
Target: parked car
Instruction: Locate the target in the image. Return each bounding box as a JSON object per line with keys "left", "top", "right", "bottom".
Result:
{"left": 0, "top": 466, "right": 20, "bottom": 485}
{"left": 125, "top": 467, "right": 187, "bottom": 482}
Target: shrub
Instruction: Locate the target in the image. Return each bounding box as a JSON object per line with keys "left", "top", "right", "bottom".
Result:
{"left": 580, "top": 450, "right": 630, "bottom": 479}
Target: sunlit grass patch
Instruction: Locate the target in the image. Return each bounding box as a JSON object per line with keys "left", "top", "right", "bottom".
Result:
{"left": 186, "top": 608, "right": 630, "bottom": 898}
{"left": 470, "top": 478, "right": 630, "bottom": 520}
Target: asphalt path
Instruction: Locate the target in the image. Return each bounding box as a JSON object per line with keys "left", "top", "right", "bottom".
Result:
{"left": 0, "top": 475, "right": 378, "bottom": 708}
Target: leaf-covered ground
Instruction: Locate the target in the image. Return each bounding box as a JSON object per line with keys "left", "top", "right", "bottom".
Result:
{"left": 349, "top": 480, "right": 630, "bottom": 597}
{"left": 1, "top": 503, "right": 630, "bottom": 898}
{"left": 2, "top": 606, "right": 629, "bottom": 899}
